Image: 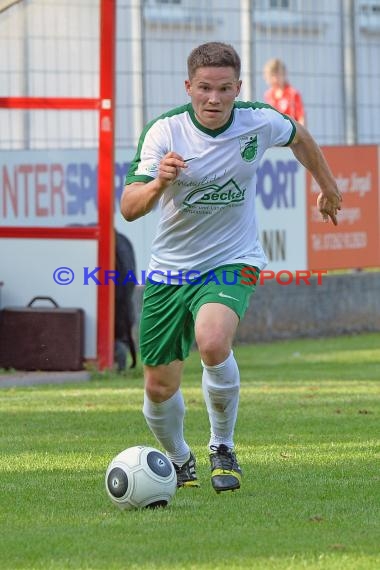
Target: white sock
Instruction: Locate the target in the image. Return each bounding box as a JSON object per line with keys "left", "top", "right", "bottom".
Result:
{"left": 202, "top": 350, "right": 240, "bottom": 450}
{"left": 143, "top": 389, "right": 190, "bottom": 466}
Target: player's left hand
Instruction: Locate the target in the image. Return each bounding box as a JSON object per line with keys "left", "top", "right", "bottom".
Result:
{"left": 317, "top": 191, "right": 342, "bottom": 226}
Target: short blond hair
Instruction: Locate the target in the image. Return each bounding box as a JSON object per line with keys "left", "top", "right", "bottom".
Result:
{"left": 264, "top": 58, "right": 287, "bottom": 76}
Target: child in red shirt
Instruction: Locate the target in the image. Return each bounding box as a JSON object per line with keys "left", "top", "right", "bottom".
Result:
{"left": 264, "top": 58, "right": 305, "bottom": 125}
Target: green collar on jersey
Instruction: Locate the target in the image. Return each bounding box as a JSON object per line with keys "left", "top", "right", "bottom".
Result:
{"left": 188, "top": 104, "right": 235, "bottom": 137}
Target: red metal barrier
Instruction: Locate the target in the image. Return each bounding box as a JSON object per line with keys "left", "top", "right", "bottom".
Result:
{"left": 0, "top": 0, "right": 116, "bottom": 370}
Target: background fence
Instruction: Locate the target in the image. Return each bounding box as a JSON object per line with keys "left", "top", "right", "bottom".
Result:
{"left": 1, "top": 0, "right": 379, "bottom": 152}
{"left": 115, "top": 0, "right": 380, "bottom": 149}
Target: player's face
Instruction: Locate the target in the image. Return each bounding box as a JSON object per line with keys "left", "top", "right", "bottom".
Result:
{"left": 185, "top": 67, "right": 242, "bottom": 130}
{"left": 266, "top": 71, "right": 286, "bottom": 89}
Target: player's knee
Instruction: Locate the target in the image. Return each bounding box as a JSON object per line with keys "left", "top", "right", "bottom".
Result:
{"left": 144, "top": 366, "right": 179, "bottom": 402}
{"left": 197, "top": 331, "right": 231, "bottom": 366}
{"left": 144, "top": 380, "right": 174, "bottom": 403}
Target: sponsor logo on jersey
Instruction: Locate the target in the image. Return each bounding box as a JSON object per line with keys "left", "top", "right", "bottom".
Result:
{"left": 143, "top": 162, "right": 159, "bottom": 174}
{"left": 239, "top": 135, "right": 258, "bottom": 162}
{"left": 183, "top": 178, "right": 246, "bottom": 207}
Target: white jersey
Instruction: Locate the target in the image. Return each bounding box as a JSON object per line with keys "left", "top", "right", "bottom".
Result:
{"left": 125, "top": 102, "right": 295, "bottom": 283}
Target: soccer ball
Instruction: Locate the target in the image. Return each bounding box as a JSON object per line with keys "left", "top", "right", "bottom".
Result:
{"left": 105, "top": 445, "right": 177, "bottom": 510}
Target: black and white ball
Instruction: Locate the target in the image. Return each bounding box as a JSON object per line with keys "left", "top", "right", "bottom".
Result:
{"left": 105, "top": 446, "right": 177, "bottom": 510}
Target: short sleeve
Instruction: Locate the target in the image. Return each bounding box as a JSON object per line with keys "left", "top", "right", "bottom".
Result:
{"left": 125, "top": 120, "right": 168, "bottom": 185}
{"left": 262, "top": 106, "right": 296, "bottom": 147}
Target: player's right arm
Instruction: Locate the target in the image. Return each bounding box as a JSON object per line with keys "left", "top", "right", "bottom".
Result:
{"left": 120, "top": 152, "right": 187, "bottom": 222}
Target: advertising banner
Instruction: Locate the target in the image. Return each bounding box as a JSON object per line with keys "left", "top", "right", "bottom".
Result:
{"left": 0, "top": 149, "right": 129, "bottom": 227}
{"left": 307, "top": 145, "right": 379, "bottom": 269}
{"left": 256, "top": 147, "right": 306, "bottom": 272}
{"left": 3, "top": 145, "right": 378, "bottom": 274}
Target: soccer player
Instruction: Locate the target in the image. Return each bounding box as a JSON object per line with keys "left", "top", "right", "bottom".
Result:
{"left": 120, "top": 42, "right": 341, "bottom": 493}
{"left": 264, "top": 58, "right": 306, "bottom": 125}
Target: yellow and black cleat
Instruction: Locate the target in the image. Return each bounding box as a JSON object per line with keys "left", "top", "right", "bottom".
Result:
{"left": 209, "top": 444, "right": 242, "bottom": 493}
{"left": 173, "top": 452, "right": 200, "bottom": 488}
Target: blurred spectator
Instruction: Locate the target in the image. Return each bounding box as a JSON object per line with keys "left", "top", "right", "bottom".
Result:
{"left": 263, "top": 58, "right": 305, "bottom": 125}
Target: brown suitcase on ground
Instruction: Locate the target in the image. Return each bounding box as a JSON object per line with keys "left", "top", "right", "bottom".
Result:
{"left": 0, "top": 296, "right": 84, "bottom": 371}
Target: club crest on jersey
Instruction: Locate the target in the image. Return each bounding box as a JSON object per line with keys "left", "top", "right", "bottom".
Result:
{"left": 239, "top": 135, "right": 258, "bottom": 162}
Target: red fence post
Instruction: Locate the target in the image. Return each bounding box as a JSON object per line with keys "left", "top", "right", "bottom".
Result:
{"left": 97, "top": 0, "right": 116, "bottom": 370}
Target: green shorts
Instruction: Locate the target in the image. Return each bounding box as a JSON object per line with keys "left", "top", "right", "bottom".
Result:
{"left": 139, "top": 264, "right": 260, "bottom": 366}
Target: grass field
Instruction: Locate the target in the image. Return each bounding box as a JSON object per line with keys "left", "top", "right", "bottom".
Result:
{"left": 0, "top": 333, "right": 379, "bottom": 570}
